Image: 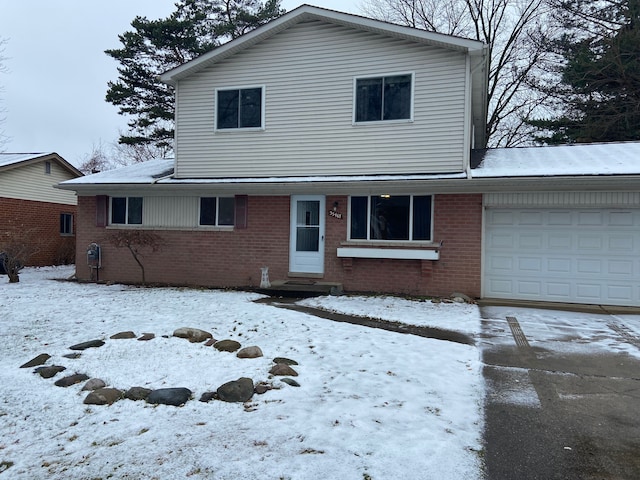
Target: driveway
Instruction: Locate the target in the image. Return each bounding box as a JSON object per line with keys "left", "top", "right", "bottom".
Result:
{"left": 479, "top": 303, "right": 640, "bottom": 480}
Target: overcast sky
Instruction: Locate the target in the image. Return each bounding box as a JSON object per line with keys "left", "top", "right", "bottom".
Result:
{"left": 1, "top": 1, "right": 359, "bottom": 167}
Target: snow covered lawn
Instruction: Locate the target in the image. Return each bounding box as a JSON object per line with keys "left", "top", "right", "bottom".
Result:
{"left": 0, "top": 267, "right": 484, "bottom": 480}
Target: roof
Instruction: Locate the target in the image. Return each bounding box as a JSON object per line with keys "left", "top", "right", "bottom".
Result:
{"left": 160, "top": 5, "right": 487, "bottom": 85}
{"left": 57, "top": 142, "right": 640, "bottom": 195}
{"left": 0, "top": 152, "right": 83, "bottom": 177}
{"left": 472, "top": 142, "right": 640, "bottom": 178}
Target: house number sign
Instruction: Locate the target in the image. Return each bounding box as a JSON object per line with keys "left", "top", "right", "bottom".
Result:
{"left": 328, "top": 210, "right": 343, "bottom": 219}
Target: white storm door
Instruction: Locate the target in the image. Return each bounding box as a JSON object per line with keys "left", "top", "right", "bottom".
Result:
{"left": 289, "top": 195, "right": 325, "bottom": 274}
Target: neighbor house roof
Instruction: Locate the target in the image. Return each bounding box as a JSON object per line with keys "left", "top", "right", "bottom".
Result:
{"left": 57, "top": 141, "right": 640, "bottom": 195}
{"left": 0, "top": 152, "right": 83, "bottom": 177}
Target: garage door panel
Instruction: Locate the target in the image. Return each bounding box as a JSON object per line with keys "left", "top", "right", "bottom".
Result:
{"left": 577, "top": 236, "right": 603, "bottom": 250}
{"left": 547, "top": 258, "right": 572, "bottom": 273}
{"left": 484, "top": 207, "right": 640, "bottom": 306}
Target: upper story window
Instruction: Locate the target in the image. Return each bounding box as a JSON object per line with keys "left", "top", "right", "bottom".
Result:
{"left": 215, "top": 86, "right": 264, "bottom": 130}
{"left": 350, "top": 194, "right": 432, "bottom": 241}
{"left": 45, "top": 161, "right": 51, "bottom": 174}
{"left": 111, "top": 197, "right": 143, "bottom": 225}
{"left": 199, "top": 197, "right": 235, "bottom": 226}
{"left": 354, "top": 74, "right": 413, "bottom": 123}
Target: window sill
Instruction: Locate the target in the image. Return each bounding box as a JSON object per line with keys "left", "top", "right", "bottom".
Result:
{"left": 214, "top": 127, "right": 265, "bottom": 133}
{"left": 337, "top": 247, "right": 439, "bottom": 260}
{"left": 352, "top": 119, "right": 413, "bottom": 126}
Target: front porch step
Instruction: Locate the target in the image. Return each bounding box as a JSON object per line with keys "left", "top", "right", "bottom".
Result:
{"left": 257, "top": 280, "right": 343, "bottom": 298}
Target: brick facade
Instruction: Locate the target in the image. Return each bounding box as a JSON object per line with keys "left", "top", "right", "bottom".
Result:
{"left": 0, "top": 197, "right": 76, "bottom": 267}
{"left": 75, "top": 194, "right": 482, "bottom": 298}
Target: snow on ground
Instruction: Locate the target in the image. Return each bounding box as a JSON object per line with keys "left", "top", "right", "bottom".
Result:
{"left": 0, "top": 267, "right": 484, "bottom": 480}
{"left": 299, "top": 295, "right": 483, "bottom": 335}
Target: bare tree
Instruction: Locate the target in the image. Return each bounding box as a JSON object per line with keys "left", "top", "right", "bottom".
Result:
{"left": 108, "top": 230, "right": 163, "bottom": 284}
{"left": 361, "top": 0, "right": 559, "bottom": 147}
{"left": 0, "top": 224, "right": 43, "bottom": 283}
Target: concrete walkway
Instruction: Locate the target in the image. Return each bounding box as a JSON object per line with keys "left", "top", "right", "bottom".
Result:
{"left": 479, "top": 304, "right": 640, "bottom": 479}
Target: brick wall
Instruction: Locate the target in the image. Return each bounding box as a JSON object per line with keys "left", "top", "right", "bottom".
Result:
{"left": 75, "top": 193, "right": 482, "bottom": 298}
{"left": 0, "top": 197, "right": 76, "bottom": 266}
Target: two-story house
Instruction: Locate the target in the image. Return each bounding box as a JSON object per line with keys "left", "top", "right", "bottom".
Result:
{"left": 59, "top": 6, "right": 640, "bottom": 307}
{"left": 1, "top": 152, "right": 82, "bottom": 267}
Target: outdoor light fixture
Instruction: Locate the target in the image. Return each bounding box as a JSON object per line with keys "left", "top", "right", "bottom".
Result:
{"left": 333, "top": 201, "right": 339, "bottom": 211}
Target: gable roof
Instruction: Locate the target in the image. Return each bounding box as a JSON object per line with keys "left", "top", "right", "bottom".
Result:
{"left": 0, "top": 152, "right": 83, "bottom": 177}
{"left": 160, "top": 5, "right": 487, "bottom": 85}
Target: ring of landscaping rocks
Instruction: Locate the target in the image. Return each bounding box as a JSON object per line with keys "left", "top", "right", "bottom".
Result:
{"left": 20, "top": 327, "right": 301, "bottom": 407}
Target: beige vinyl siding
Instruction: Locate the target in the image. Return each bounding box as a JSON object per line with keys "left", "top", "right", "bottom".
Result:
{"left": 143, "top": 196, "right": 200, "bottom": 228}
{"left": 0, "top": 161, "right": 78, "bottom": 205}
{"left": 174, "top": 20, "right": 468, "bottom": 178}
{"left": 485, "top": 192, "right": 640, "bottom": 208}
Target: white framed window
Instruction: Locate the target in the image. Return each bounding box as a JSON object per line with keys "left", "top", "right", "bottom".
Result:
{"left": 45, "top": 161, "right": 51, "bottom": 174}
{"left": 199, "top": 197, "right": 235, "bottom": 226}
{"left": 215, "top": 86, "right": 265, "bottom": 131}
{"left": 349, "top": 194, "right": 432, "bottom": 241}
{"left": 353, "top": 73, "right": 414, "bottom": 123}
{"left": 110, "top": 197, "right": 143, "bottom": 225}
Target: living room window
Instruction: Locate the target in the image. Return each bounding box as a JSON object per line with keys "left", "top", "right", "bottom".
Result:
{"left": 199, "top": 197, "right": 235, "bottom": 226}
{"left": 216, "top": 86, "right": 264, "bottom": 130}
{"left": 349, "top": 195, "right": 432, "bottom": 241}
{"left": 60, "top": 213, "right": 73, "bottom": 235}
{"left": 354, "top": 74, "right": 413, "bottom": 123}
{"left": 110, "top": 197, "right": 143, "bottom": 225}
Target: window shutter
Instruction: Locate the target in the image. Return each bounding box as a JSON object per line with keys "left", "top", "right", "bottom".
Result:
{"left": 234, "top": 195, "right": 248, "bottom": 229}
{"left": 96, "top": 195, "right": 108, "bottom": 227}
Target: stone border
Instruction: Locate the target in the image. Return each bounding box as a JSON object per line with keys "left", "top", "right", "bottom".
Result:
{"left": 20, "top": 327, "right": 301, "bottom": 407}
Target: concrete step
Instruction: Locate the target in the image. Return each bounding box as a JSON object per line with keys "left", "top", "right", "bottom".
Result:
{"left": 256, "top": 280, "right": 343, "bottom": 297}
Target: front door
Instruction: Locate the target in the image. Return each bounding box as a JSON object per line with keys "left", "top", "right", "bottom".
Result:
{"left": 289, "top": 195, "right": 325, "bottom": 274}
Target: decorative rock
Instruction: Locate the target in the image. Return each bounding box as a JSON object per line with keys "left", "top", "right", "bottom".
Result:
{"left": 111, "top": 331, "right": 136, "bottom": 339}
{"left": 84, "top": 388, "right": 123, "bottom": 405}
{"left": 55, "top": 373, "right": 90, "bottom": 387}
{"left": 450, "top": 292, "right": 473, "bottom": 303}
{"left": 146, "top": 388, "right": 192, "bottom": 406}
{"left": 204, "top": 339, "right": 216, "bottom": 347}
{"left": 35, "top": 365, "right": 66, "bottom": 379}
{"left": 125, "top": 387, "right": 153, "bottom": 401}
{"left": 269, "top": 364, "right": 298, "bottom": 377}
{"left": 237, "top": 346, "right": 263, "bottom": 359}
{"left": 63, "top": 353, "right": 82, "bottom": 359}
{"left": 255, "top": 382, "right": 272, "bottom": 394}
{"left": 69, "top": 340, "right": 105, "bottom": 351}
{"left": 216, "top": 377, "right": 254, "bottom": 403}
{"left": 281, "top": 378, "right": 301, "bottom": 387}
{"left": 199, "top": 392, "right": 216, "bottom": 403}
{"left": 273, "top": 357, "right": 298, "bottom": 366}
{"left": 137, "top": 333, "right": 155, "bottom": 341}
{"left": 214, "top": 339, "right": 241, "bottom": 352}
{"left": 82, "top": 378, "right": 107, "bottom": 391}
{"left": 173, "top": 327, "right": 213, "bottom": 343}
{"left": 20, "top": 353, "right": 51, "bottom": 368}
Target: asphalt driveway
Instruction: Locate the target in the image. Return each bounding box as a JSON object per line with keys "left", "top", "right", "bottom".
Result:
{"left": 479, "top": 303, "right": 640, "bottom": 480}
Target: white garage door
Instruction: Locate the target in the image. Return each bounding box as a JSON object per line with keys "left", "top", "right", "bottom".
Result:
{"left": 484, "top": 208, "right": 640, "bottom": 306}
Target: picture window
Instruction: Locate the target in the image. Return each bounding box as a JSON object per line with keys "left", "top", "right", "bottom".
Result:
{"left": 349, "top": 195, "right": 432, "bottom": 241}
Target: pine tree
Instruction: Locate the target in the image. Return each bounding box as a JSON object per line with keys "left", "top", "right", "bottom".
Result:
{"left": 105, "top": 0, "right": 284, "bottom": 153}
{"left": 529, "top": 0, "right": 640, "bottom": 144}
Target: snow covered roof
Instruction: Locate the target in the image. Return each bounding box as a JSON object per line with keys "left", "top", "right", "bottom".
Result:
{"left": 0, "top": 152, "right": 82, "bottom": 177}
{"left": 473, "top": 141, "right": 640, "bottom": 177}
{"left": 57, "top": 141, "right": 640, "bottom": 194}
{"left": 60, "top": 158, "right": 175, "bottom": 185}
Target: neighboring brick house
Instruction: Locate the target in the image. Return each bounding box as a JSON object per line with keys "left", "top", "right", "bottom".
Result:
{"left": 1, "top": 152, "right": 82, "bottom": 267}
{"left": 58, "top": 6, "right": 640, "bottom": 307}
